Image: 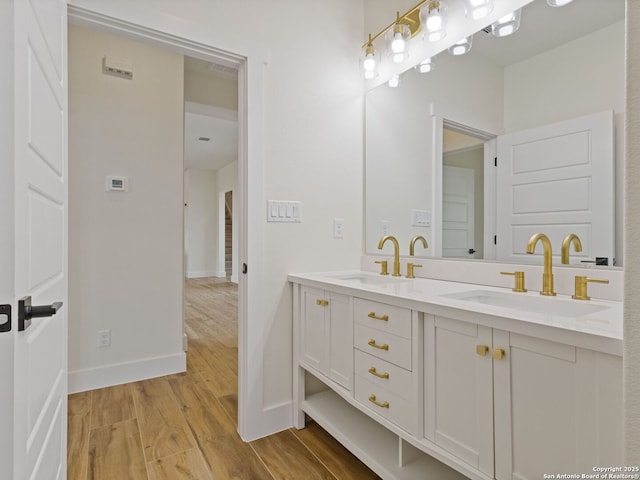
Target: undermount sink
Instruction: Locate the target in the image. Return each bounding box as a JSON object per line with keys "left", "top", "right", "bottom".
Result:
{"left": 329, "top": 273, "right": 410, "bottom": 287}
{"left": 441, "top": 289, "right": 608, "bottom": 317}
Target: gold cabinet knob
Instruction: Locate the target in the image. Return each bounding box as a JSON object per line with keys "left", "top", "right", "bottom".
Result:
{"left": 375, "top": 260, "right": 389, "bottom": 276}
{"left": 492, "top": 348, "right": 506, "bottom": 360}
{"left": 368, "top": 339, "right": 389, "bottom": 351}
{"left": 316, "top": 299, "right": 329, "bottom": 307}
{"left": 476, "top": 345, "right": 489, "bottom": 356}
{"left": 572, "top": 276, "right": 609, "bottom": 301}
{"left": 406, "top": 263, "right": 422, "bottom": 279}
{"left": 500, "top": 271, "right": 527, "bottom": 292}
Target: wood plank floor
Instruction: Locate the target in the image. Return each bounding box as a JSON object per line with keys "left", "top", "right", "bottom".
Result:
{"left": 67, "top": 277, "right": 380, "bottom": 480}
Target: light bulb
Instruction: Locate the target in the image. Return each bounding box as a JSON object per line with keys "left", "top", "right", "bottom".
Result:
{"left": 363, "top": 53, "right": 376, "bottom": 72}
{"left": 449, "top": 36, "right": 472, "bottom": 56}
{"left": 426, "top": 13, "right": 442, "bottom": 32}
{"left": 364, "top": 70, "right": 376, "bottom": 80}
{"left": 417, "top": 58, "right": 434, "bottom": 73}
{"left": 391, "top": 32, "right": 405, "bottom": 54}
{"left": 466, "top": 0, "right": 493, "bottom": 20}
{"left": 491, "top": 9, "right": 521, "bottom": 38}
{"left": 388, "top": 74, "right": 400, "bottom": 88}
{"left": 420, "top": 2, "right": 446, "bottom": 43}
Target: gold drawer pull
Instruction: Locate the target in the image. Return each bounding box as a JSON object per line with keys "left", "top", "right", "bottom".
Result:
{"left": 316, "top": 299, "right": 329, "bottom": 307}
{"left": 368, "top": 367, "right": 390, "bottom": 379}
{"left": 476, "top": 345, "right": 489, "bottom": 356}
{"left": 492, "top": 348, "right": 506, "bottom": 360}
{"left": 368, "top": 312, "right": 389, "bottom": 321}
{"left": 368, "top": 394, "right": 390, "bottom": 409}
{"left": 368, "top": 339, "right": 389, "bottom": 351}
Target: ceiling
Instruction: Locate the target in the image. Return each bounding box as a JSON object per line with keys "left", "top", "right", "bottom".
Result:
{"left": 183, "top": 57, "right": 238, "bottom": 171}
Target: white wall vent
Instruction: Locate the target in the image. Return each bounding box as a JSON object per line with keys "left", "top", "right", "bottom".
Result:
{"left": 102, "top": 56, "right": 133, "bottom": 80}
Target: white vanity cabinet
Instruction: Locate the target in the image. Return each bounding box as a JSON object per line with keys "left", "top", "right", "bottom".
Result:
{"left": 425, "top": 315, "right": 623, "bottom": 480}
{"left": 299, "top": 286, "right": 353, "bottom": 389}
{"left": 290, "top": 272, "right": 623, "bottom": 480}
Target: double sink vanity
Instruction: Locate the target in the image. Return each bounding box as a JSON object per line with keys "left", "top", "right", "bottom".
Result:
{"left": 289, "top": 236, "right": 623, "bottom": 480}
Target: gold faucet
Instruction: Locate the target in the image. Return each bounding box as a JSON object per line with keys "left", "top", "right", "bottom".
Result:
{"left": 526, "top": 233, "right": 556, "bottom": 296}
{"left": 561, "top": 233, "right": 583, "bottom": 264}
{"left": 409, "top": 235, "right": 428, "bottom": 256}
{"left": 378, "top": 235, "right": 401, "bottom": 277}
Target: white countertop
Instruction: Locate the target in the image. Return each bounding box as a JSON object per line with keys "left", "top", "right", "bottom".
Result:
{"left": 288, "top": 270, "right": 623, "bottom": 356}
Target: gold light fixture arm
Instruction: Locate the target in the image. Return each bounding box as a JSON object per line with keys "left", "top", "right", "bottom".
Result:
{"left": 361, "top": 0, "right": 431, "bottom": 48}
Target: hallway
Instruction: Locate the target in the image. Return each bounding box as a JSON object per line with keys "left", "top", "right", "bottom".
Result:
{"left": 67, "top": 278, "right": 379, "bottom": 479}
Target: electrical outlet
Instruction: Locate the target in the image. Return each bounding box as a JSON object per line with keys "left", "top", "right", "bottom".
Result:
{"left": 97, "top": 329, "right": 111, "bottom": 348}
{"left": 333, "top": 218, "right": 344, "bottom": 239}
{"left": 380, "top": 220, "right": 389, "bottom": 237}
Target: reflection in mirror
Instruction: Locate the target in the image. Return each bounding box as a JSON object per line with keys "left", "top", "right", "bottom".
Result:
{"left": 365, "top": 0, "right": 625, "bottom": 266}
{"left": 442, "top": 126, "right": 488, "bottom": 260}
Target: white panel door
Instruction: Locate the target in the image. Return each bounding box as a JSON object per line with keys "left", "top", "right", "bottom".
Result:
{"left": 443, "top": 166, "right": 475, "bottom": 258}
{"left": 12, "top": 1, "right": 68, "bottom": 479}
{"left": 496, "top": 111, "right": 614, "bottom": 264}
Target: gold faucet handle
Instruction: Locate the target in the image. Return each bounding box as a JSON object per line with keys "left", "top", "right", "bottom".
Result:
{"left": 572, "top": 276, "right": 609, "bottom": 301}
{"left": 406, "top": 263, "right": 422, "bottom": 279}
{"left": 375, "top": 260, "right": 389, "bottom": 276}
{"left": 500, "top": 271, "right": 527, "bottom": 293}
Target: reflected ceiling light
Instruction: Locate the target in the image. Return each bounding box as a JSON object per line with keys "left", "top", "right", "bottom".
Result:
{"left": 491, "top": 9, "right": 521, "bottom": 37}
{"left": 465, "top": 0, "right": 493, "bottom": 21}
{"left": 361, "top": 34, "right": 380, "bottom": 79}
{"left": 547, "top": 0, "right": 574, "bottom": 6}
{"left": 448, "top": 35, "right": 473, "bottom": 56}
{"left": 387, "top": 12, "right": 411, "bottom": 63}
{"left": 420, "top": 1, "right": 447, "bottom": 43}
{"left": 388, "top": 74, "right": 401, "bottom": 88}
{"left": 416, "top": 57, "right": 435, "bottom": 73}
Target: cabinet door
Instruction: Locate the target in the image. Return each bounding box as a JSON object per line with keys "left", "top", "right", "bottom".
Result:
{"left": 300, "top": 287, "right": 352, "bottom": 389}
{"left": 301, "top": 287, "right": 327, "bottom": 373}
{"left": 493, "top": 331, "right": 623, "bottom": 480}
{"left": 327, "top": 291, "right": 353, "bottom": 389}
{"left": 425, "top": 316, "right": 494, "bottom": 477}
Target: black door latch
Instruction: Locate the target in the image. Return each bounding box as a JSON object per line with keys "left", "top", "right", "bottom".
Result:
{"left": 0, "top": 304, "right": 11, "bottom": 333}
{"left": 18, "top": 296, "right": 63, "bottom": 331}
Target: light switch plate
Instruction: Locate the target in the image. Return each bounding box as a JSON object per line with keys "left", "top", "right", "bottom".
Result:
{"left": 334, "top": 218, "right": 344, "bottom": 239}
{"left": 267, "top": 200, "right": 302, "bottom": 223}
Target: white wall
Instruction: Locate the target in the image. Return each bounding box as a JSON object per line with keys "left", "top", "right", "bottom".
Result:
{"left": 67, "top": 0, "right": 364, "bottom": 439}
{"left": 184, "top": 168, "right": 219, "bottom": 278}
{"left": 504, "top": 21, "right": 625, "bottom": 265}
{"left": 625, "top": 2, "right": 640, "bottom": 464}
{"left": 68, "top": 24, "right": 185, "bottom": 391}
{"left": 185, "top": 71, "right": 238, "bottom": 111}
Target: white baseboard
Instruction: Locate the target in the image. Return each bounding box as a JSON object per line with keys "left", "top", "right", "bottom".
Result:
{"left": 240, "top": 400, "right": 293, "bottom": 442}
{"left": 214, "top": 270, "right": 227, "bottom": 278}
{"left": 68, "top": 352, "right": 186, "bottom": 394}
{"left": 186, "top": 270, "right": 218, "bottom": 279}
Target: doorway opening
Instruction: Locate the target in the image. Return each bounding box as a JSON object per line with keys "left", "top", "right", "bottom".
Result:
{"left": 67, "top": 8, "right": 252, "bottom": 437}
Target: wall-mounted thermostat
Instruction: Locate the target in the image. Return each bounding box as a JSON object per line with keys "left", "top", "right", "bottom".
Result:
{"left": 106, "top": 176, "right": 129, "bottom": 192}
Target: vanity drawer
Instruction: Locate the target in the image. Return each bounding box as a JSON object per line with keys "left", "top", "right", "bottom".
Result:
{"left": 354, "top": 298, "right": 411, "bottom": 339}
{"left": 354, "top": 374, "right": 414, "bottom": 433}
{"left": 354, "top": 349, "right": 412, "bottom": 400}
{"left": 354, "top": 323, "right": 411, "bottom": 370}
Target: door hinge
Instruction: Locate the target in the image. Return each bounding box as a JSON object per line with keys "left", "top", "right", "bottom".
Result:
{"left": 0, "top": 304, "right": 11, "bottom": 333}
